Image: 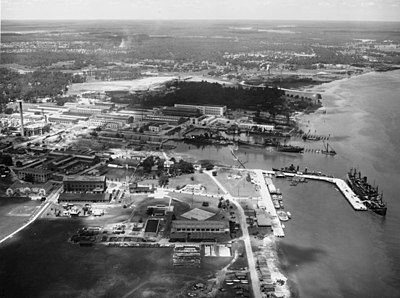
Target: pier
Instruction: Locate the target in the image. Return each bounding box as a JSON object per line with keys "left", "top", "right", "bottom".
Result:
{"left": 255, "top": 170, "right": 285, "bottom": 237}
{"left": 281, "top": 173, "right": 367, "bottom": 211}
{"left": 229, "top": 146, "right": 247, "bottom": 169}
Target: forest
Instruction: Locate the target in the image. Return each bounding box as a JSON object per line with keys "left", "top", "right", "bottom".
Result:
{"left": 140, "top": 81, "right": 285, "bottom": 112}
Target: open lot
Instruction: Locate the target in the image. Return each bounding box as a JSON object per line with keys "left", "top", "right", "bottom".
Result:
{"left": 215, "top": 168, "right": 260, "bottom": 198}
{"left": 168, "top": 172, "right": 221, "bottom": 194}
{"left": 8, "top": 205, "right": 40, "bottom": 216}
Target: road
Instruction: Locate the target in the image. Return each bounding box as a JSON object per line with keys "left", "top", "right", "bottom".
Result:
{"left": 205, "top": 170, "right": 262, "bottom": 298}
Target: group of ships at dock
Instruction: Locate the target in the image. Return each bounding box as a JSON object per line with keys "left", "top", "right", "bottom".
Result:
{"left": 183, "top": 128, "right": 336, "bottom": 155}
{"left": 272, "top": 165, "right": 387, "bottom": 216}
{"left": 272, "top": 193, "right": 291, "bottom": 222}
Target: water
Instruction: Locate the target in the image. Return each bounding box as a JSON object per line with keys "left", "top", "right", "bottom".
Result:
{"left": 168, "top": 70, "right": 400, "bottom": 297}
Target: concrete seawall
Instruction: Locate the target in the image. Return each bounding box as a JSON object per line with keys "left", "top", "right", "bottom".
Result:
{"left": 281, "top": 173, "right": 367, "bottom": 211}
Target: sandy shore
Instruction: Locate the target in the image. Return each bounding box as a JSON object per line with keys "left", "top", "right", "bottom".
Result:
{"left": 262, "top": 235, "right": 291, "bottom": 298}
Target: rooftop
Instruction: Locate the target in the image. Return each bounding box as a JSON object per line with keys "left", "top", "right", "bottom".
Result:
{"left": 172, "top": 220, "right": 228, "bottom": 229}
{"left": 63, "top": 175, "right": 106, "bottom": 182}
{"left": 180, "top": 208, "right": 215, "bottom": 221}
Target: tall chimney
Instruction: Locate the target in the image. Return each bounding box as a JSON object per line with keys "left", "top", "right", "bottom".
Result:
{"left": 18, "top": 100, "right": 25, "bottom": 136}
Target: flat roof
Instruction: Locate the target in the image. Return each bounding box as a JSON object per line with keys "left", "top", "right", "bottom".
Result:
{"left": 63, "top": 175, "right": 106, "bottom": 182}
{"left": 181, "top": 208, "right": 215, "bottom": 221}
{"left": 172, "top": 220, "right": 228, "bottom": 229}
{"left": 175, "top": 103, "right": 226, "bottom": 108}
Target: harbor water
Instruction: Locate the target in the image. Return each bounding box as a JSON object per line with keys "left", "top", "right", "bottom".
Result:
{"left": 169, "top": 70, "right": 400, "bottom": 297}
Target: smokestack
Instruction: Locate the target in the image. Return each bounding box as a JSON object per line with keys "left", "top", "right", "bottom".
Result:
{"left": 18, "top": 100, "right": 25, "bottom": 136}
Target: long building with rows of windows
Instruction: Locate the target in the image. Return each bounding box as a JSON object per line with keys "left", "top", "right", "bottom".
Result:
{"left": 62, "top": 175, "right": 107, "bottom": 193}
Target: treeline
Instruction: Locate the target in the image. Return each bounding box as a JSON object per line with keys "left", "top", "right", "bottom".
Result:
{"left": 141, "top": 81, "right": 285, "bottom": 112}
{"left": 0, "top": 68, "right": 83, "bottom": 109}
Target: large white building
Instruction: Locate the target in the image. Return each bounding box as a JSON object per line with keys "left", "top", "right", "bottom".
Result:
{"left": 174, "top": 104, "right": 226, "bottom": 116}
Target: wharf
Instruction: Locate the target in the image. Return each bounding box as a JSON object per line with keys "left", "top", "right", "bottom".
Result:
{"left": 255, "top": 170, "right": 285, "bottom": 237}
{"left": 282, "top": 173, "right": 367, "bottom": 211}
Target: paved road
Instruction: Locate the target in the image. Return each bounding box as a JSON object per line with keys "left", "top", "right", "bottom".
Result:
{"left": 205, "top": 171, "right": 262, "bottom": 298}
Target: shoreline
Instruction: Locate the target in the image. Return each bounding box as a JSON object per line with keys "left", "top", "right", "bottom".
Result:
{"left": 274, "top": 68, "right": 400, "bottom": 298}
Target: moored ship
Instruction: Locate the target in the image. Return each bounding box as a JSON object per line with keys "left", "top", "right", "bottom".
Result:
{"left": 276, "top": 144, "right": 304, "bottom": 153}
{"left": 346, "top": 168, "right": 387, "bottom": 216}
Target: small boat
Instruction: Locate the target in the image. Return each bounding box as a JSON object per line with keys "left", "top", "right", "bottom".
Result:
{"left": 273, "top": 200, "right": 280, "bottom": 209}
{"left": 321, "top": 141, "right": 336, "bottom": 155}
{"left": 277, "top": 211, "right": 289, "bottom": 222}
{"left": 302, "top": 134, "right": 320, "bottom": 141}
{"left": 286, "top": 211, "right": 292, "bottom": 219}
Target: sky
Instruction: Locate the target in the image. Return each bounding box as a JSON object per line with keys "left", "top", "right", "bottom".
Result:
{"left": 1, "top": 0, "right": 400, "bottom": 22}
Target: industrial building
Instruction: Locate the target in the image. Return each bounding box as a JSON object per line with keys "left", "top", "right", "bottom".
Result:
{"left": 47, "top": 116, "right": 79, "bottom": 125}
{"left": 88, "top": 114, "right": 133, "bottom": 129}
{"left": 63, "top": 175, "right": 106, "bottom": 193}
{"left": 24, "top": 123, "right": 51, "bottom": 136}
{"left": 174, "top": 104, "right": 226, "bottom": 116}
{"left": 171, "top": 220, "right": 229, "bottom": 233}
{"left": 144, "top": 115, "right": 187, "bottom": 125}
{"left": 17, "top": 167, "right": 52, "bottom": 183}
{"left": 148, "top": 122, "right": 168, "bottom": 133}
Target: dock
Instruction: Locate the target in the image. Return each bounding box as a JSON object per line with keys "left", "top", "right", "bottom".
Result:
{"left": 282, "top": 173, "right": 367, "bottom": 211}
{"left": 255, "top": 170, "right": 285, "bottom": 237}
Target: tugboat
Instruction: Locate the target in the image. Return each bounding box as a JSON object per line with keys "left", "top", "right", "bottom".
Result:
{"left": 321, "top": 141, "right": 336, "bottom": 155}
{"left": 347, "top": 168, "right": 387, "bottom": 216}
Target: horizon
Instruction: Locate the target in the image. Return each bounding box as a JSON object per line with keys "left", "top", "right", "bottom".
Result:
{"left": 2, "top": 19, "right": 400, "bottom": 23}
{"left": 2, "top": 0, "right": 400, "bottom": 22}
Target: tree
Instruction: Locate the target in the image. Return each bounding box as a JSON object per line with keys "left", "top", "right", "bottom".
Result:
{"left": 1, "top": 154, "right": 13, "bottom": 166}
{"left": 4, "top": 108, "right": 13, "bottom": 114}
{"left": 142, "top": 157, "right": 154, "bottom": 173}
{"left": 246, "top": 173, "right": 251, "bottom": 182}
{"left": 146, "top": 207, "right": 154, "bottom": 216}
{"left": 158, "top": 174, "right": 169, "bottom": 187}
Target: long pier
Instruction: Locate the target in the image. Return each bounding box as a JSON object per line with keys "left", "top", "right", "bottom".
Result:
{"left": 255, "top": 170, "right": 285, "bottom": 237}
{"left": 281, "top": 173, "right": 367, "bottom": 211}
